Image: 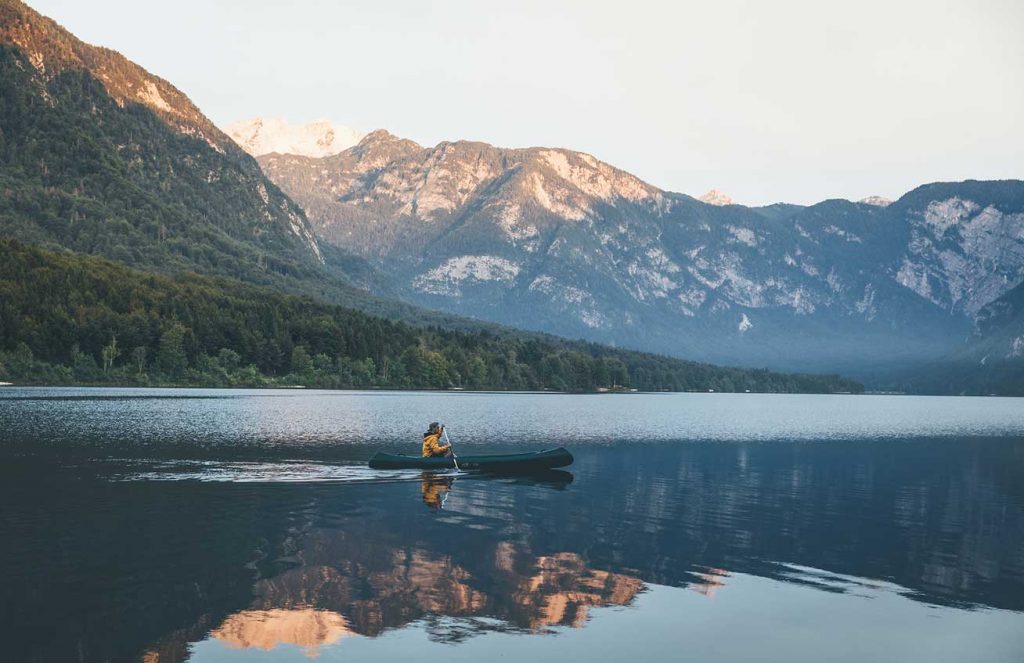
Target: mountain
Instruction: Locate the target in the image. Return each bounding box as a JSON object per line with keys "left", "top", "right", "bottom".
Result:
{"left": 0, "top": 0, "right": 540, "bottom": 324}
{"left": 225, "top": 117, "right": 364, "bottom": 158}
{"left": 254, "top": 128, "right": 1024, "bottom": 377}
{"left": 0, "top": 0, "right": 872, "bottom": 397}
{"left": 0, "top": 0, "right": 324, "bottom": 287}
{"left": 2, "top": 0, "right": 1014, "bottom": 392}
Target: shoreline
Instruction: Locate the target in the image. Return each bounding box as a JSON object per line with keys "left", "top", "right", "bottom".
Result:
{"left": 0, "top": 382, "right": 853, "bottom": 395}
{"left": 0, "top": 383, "right": 1011, "bottom": 397}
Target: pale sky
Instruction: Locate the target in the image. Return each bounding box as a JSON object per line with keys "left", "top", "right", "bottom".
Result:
{"left": 28, "top": 0, "right": 1024, "bottom": 205}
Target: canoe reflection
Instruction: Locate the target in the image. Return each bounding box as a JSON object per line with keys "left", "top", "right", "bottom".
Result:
{"left": 421, "top": 470, "right": 574, "bottom": 509}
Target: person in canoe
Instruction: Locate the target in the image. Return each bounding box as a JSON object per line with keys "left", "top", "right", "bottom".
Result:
{"left": 422, "top": 422, "right": 452, "bottom": 458}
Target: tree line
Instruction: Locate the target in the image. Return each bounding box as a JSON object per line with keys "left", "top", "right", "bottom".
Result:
{"left": 0, "top": 238, "right": 864, "bottom": 393}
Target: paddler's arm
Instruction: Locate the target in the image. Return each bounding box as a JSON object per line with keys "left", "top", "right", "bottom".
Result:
{"left": 430, "top": 425, "right": 449, "bottom": 453}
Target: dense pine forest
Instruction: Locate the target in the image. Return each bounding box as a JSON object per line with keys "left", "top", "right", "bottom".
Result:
{"left": 0, "top": 240, "right": 863, "bottom": 393}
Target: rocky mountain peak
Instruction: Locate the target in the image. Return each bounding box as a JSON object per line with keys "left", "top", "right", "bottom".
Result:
{"left": 256, "top": 130, "right": 668, "bottom": 264}
{"left": 358, "top": 128, "right": 417, "bottom": 148}
{"left": 334, "top": 129, "right": 422, "bottom": 178}
{"left": 224, "top": 117, "right": 364, "bottom": 158}
{"left": 859, "top": 195, "right": 893, "bottom": 207}
{"left": 699, "top": 190, "right": 734, "bottom": 206}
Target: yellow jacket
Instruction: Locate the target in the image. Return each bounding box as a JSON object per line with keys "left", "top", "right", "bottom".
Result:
{"left": 422, "top": 432, "right": 449, "bottom": 457}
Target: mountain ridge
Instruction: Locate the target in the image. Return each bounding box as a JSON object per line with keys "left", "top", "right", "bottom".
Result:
{"left": 255, "top": 128, "right": 1024, "bottom": 380}
{"left": 0, "top": 0, "right": 330, "bottom": 286}
{"left": 0, "top": 0, "right": 237, "bottom": 155}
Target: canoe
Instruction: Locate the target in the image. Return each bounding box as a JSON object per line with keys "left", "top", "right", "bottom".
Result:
{"left": 368, "top": 447, "right": 573, "bottom": 472}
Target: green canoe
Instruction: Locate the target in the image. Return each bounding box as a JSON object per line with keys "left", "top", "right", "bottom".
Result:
{"left": 368, "top": 447, "right": 573, "bottom": 472}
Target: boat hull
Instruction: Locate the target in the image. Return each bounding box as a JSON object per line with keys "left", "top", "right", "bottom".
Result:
{"left": 368, "top": 447, "right": 573, "bottom": 472}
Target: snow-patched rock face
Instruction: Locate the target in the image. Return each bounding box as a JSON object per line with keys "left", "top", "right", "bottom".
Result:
{"left": 698, "top": 190, "right": 734, "bottom": 206}
{"left": 898, "top": 198, "right": 1024, "bottom": 314}
{"left": 859, "top": 196, "right": 893, "bottom": 207}
{"left": 922, "top": 197, "right": 979, "bottom": 237}
{"left": 529, "top": 274, "right": 609, "bottom": 328}
{"left": 727, "top": 226, "right": 757, "bottom": 247}
{"left": 413, "top": 255, "right": 520, "bottom": 296}
{"left": 225, "top": 118, "right": 365, "bottom": 158}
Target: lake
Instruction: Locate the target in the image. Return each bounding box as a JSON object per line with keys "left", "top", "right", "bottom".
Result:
{"left": 1, "top": 388, "right": 1023, "bottom": 662}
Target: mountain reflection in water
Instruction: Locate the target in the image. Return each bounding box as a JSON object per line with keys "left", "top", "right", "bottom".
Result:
{"left": 209, "top": 609, "right": 354, "bottom": 655}
{"left": 137, "top": 472, "right": 642, "bottom": 660}
{"left": 2, "top": 437, "right": 1023, "bottom": 661}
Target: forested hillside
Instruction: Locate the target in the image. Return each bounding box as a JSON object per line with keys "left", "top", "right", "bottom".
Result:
{"left": 902, "top": 281, "right": 1024, "bottom": 396}
{"left": 0, "top": 240, "right": 863, "bottom": 393}
{"left": 0, "top": 3, "right": 326, "bottom": 284}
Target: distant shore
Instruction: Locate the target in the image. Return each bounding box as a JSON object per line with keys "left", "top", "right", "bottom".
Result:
{"left": 0, "top": 382, "right": 869, "bottom": 396}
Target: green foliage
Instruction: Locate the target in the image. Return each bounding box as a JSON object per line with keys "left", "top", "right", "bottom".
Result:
{"left": 0, "top": 238, "right": 863, "bottom": 393}
{"left": 156, "top": 323, "right": 188, "bottom": 378}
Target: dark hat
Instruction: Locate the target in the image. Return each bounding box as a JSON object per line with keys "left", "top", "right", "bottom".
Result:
{"left": 428, "top": 422, "right": 441, "bottom": 433}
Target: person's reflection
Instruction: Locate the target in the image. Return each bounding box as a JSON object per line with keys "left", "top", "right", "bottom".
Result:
{"left": 421, "top": 473, "right": 454, "bottom": 509}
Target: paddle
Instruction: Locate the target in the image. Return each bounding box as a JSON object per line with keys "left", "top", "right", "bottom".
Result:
{"left": 442, "top": 426, "right": 460, "bottom": 471}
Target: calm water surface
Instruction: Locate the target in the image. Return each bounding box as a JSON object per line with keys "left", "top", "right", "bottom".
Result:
{"left": 1, "top": 388, "right": 1023, "bottom": 662}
